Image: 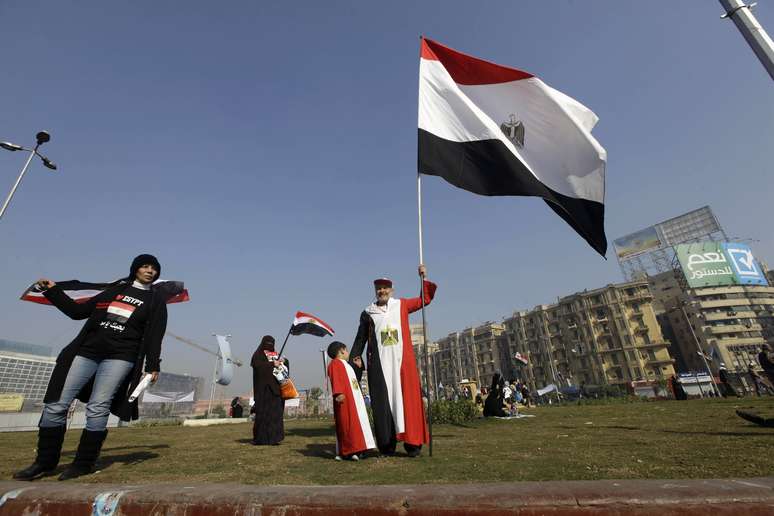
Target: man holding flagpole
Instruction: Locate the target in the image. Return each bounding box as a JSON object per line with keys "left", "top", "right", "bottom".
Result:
{"left": 349, "top": 265, "right": 436, "bottom": 457}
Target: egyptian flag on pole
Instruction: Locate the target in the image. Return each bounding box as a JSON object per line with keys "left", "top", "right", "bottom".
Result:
{"left": 20, "top": 279, "right": 190, "bottom": 305}
{"left": 418, "top": 38, "right": 608, "bottom": 256}
{"left": 290, "top": 311, "right": 335, "bottom": 337}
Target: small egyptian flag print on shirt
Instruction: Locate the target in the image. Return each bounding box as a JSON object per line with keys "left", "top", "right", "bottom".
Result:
{"left": 105, "top": 294, "right": 144, "bottom": 324}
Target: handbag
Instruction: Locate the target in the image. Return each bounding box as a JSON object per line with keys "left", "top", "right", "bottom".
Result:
{"left": 280, "top": 378, "right": 299, "bottom": 400}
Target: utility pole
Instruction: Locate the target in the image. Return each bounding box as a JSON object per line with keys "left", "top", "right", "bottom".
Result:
{"left": 680, "top": 303, "right": 722, "bottom": 397}
{"left": 719, "top": 0, "right": 774, "bottom": 80}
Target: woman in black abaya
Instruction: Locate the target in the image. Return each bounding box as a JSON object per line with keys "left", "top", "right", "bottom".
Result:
{"left": 483, "top": 373, "right": 508, "bottom": 418}
{"left": 250, "top": 335, "right": 288, "bottom": 445}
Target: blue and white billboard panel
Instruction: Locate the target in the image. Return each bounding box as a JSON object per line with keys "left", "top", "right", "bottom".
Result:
{"left": 722, "top": 243, "right": 768, "bottom": 286}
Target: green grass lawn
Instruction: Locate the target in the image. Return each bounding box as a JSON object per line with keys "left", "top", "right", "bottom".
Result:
{"left": 2, "top": 398, "right": 773, "bottom": 485}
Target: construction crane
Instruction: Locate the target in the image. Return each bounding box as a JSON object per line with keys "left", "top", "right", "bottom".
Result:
{"left": 166, "top": 331, "right": 244, "bottom": 367}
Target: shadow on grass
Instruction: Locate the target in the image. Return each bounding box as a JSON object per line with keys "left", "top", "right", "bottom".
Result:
{"left": 61, "top": 443, "right": 169, "bottom": 458}
{"left": 286, "top": 427, "right": 335, "bottom": 438}
{"left": 597, "top": 425, "right": 641, "bottom": 431}
{"left": 447, "top": 423, "right": 476, "bottom": 429}
{"left": 660, "top": 429, "right": 774, "bottom": 437}
{"left": 298, "top": 443, "right": 337, "bottom": 459}
{"left": 235, "top": 438, "right": 254, "bottom": 444}
{"left": 98, "top": 451, "right": 160, "bottom": 469}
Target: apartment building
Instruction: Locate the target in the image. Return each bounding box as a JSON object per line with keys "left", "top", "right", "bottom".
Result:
{"left": 501, "top": 280, "right": 675, "bottom": 391}
{"left": 433, "top": 322, "right": 507, "bottom": 393}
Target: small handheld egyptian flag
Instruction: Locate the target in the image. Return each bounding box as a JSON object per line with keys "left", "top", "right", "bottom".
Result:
{"left": 514, "top": 352, "right": 529, "bottom": 365}
{"left": 290, "top": 311, "right": 335, "bottom": 337}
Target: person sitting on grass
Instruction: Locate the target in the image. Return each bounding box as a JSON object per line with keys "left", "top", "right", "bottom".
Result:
{"left": 327, "top": 341, "right": 375, "bottom": 461}
{"left": 483, "top": 373, "right": 507, "bottom": 418}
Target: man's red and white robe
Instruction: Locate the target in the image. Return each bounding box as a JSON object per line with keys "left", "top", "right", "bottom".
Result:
{"left": 350, "top": 280, "right": 437, "bottom": 451}
{"left": 328, "top": 358, "right": 375, "bottom": 456}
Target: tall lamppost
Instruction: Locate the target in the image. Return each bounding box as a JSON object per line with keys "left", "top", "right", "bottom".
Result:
{"left": 1, "top": 131, "right": 57, "bottom": 220}
{"left": 680, "top": 301, "right": 722, "bottom": 397}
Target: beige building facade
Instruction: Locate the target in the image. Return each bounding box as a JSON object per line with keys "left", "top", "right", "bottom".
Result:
{"left": 657, "top": 282, "right": 774, "bottom": 375}
{"left": 433, "top": 322, "right": 507, "bottom": 394}
{"left": 502, "top": 280, "right": 675, "bottom": 392}
{"left": 410, "top": 323, "right": 438, "bottom": 394}
{"left": 429, "top": 280, "right": 675, "bottom": 397}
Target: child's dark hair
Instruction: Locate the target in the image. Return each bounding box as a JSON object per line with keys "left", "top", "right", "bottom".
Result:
{"left": 327, "top": 341, "right": 347, "bottom": 359}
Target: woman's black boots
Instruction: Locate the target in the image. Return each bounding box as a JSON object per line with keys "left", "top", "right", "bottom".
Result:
{"left": 58, "top": 429, "right": 108, "bottom": 480}
{"left": 13, "top": 426, "right": 67, "bottom": 480}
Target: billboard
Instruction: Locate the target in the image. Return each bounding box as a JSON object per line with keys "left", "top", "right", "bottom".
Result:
{"left": 613, "top": 226, "right": 661, "bottom": 259}
{"left": 658, "top": 206, "right": 722, "bottom": 246}
{"left": 723, "top": 243, "right": 768, "bottom": 286}
{"left": 676, "top": 242, "right": 768, "bottom": 288}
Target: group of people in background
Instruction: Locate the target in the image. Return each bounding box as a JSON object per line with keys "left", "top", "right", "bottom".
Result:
{"left": 481, "top": 374, "right": 531, "bottom": 418}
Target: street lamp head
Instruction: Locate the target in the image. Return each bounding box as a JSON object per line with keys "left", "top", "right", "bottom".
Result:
{"left": 35, "top": 131, "right": 51, "bottom": 145}
{"left": 41, "top": 157, "right": 57, "bottom": 170}
{"left": 0, "top": 142, "right": 23, "bottom": 152}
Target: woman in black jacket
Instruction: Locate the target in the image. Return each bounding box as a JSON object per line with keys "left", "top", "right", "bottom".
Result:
{"left": 14, "top": 254, "right": 169, "bottom": 481}
{"left": 250, "top": 335, "right": 288, "bottom": 445}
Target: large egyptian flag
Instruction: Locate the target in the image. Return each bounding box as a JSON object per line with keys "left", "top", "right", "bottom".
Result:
{"left": 418, "top": 38, "right": 608, "bottom": 256}
{"left": 20, "top": 279, "right": 190, "bottom": 305}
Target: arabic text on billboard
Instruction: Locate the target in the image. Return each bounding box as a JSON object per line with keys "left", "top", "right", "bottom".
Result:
{"left": 614, "top": 226, "right": 661, "bottom": 259}
{"left": 676, "top": 242, "right": 769, "bottom": 288}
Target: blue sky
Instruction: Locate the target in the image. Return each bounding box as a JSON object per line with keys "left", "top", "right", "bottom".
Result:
{"left": 1, "top": 1, "right": 773, "bottom": 396}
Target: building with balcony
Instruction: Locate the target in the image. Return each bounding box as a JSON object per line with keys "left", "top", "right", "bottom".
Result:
{"left": 659, "top": 283, "right": 774, "bottom": 377}
{"left": 501, "top": 280, "right": 675, "bottom": 392}
{"left": 410, "top": 323, "right": 438, "bottom": 394}
{"left": 433, "top": 322, "right": 507, "bottom": 394}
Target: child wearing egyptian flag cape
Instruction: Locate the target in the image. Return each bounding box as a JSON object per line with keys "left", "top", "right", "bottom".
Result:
{"left": 327, "top": 341, "right": 375, "bottom": 461}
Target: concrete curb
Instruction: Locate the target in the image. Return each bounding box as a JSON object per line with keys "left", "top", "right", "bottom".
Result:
{"left": 1, "top": 478, "right": 774, "bottom": 515}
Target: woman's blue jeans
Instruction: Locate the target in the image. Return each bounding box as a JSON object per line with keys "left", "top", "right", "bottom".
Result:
{"left": 40, "top": 356, "right": 134, "bottom": 431}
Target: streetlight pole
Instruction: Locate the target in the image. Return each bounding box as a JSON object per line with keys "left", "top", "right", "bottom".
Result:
{"left": 680, "top": 303, "right": 722, "bottom": 397}
{"left": 1, "top": 131, "right": 57, "bottom": 220}
{"left": 719, "top": 0, "right": 774, "bottom": 80}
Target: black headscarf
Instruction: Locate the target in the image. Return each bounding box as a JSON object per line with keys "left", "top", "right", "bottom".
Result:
{"left": 251, "top": 335, "right": 276, "bottom": 367}
{"left": 252, "top": 335, "right": 282, "bottom": 397}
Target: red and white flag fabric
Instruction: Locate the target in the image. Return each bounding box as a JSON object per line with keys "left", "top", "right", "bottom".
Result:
{"left": 20, "top": 279, "right": 190, "bottom": 305}
{"left": 290, "top": 311, "right": 334, "bottom": 337}
{"left": 328, "top": 358, "right": 376, "bottom": 456}
{"left": 514, "top": 352, "right": 529, "bottom": 365}
{"left": 418, "top": 38, "right": 607, "bottom": 256}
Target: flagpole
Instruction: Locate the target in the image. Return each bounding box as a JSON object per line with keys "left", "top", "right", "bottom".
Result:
{"left": 278, "top": 326, "right": 293, "bottom": 357}
{"left": 417, "top": 172, "right": 434, "bottom": 457}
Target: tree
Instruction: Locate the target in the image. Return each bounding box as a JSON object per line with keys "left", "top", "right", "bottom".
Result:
{"left": 308, "top": 387, "right": 323, "bottom": 417}
{"left": 308, "top": 387, "right": 323, "bottom": 400}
